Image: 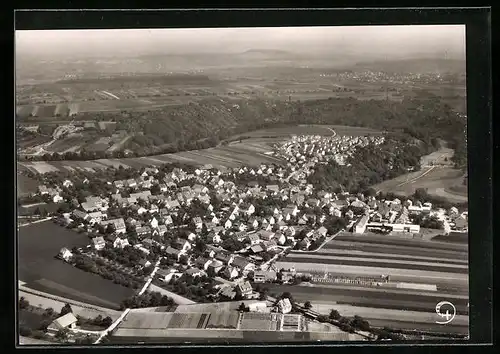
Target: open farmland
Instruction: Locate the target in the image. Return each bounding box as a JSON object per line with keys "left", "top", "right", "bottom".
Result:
{"left": 273, "top": 232, "right": 468, "bottom": 332}
{"left": 18, "top": 221, "right": 135, "bottom": 309}
{"left": 17, "top": 135, "right": 285, "bottom": 174}
{"left": 17, "top": 172, "right": 39, "bottom": 197}
{"left": 373, "top": 166, "right": 467, "bottom": 203}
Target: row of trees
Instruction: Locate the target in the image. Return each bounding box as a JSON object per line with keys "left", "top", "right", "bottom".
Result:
{"left": 160, "top": 273, "right": 218, "bottom": 303}
{"left": 119, "top": 291, "right": 175, "bottom": 310}
{"left": 71, "top": 254, "right": 142, "bottom": 289}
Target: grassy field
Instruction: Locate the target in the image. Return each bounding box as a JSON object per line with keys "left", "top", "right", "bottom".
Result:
{"left": 17, "top": 135, "right": 284, "bottom": 174}
{"left": 373, "top": 166, "right": 467, "bottom": 203}
{"left": 18, "top": 221, "right": 135, "bottom": 309}
{"left": 17, "top": 172, "right": 39, "bottom": 197}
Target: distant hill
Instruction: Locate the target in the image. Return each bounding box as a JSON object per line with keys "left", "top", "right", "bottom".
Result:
{"left": 348, "top": 58, "right": 466, "bottom": 74}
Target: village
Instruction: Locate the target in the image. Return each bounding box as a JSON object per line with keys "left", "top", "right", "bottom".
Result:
{"left": 17, "top": 134, "right": 467, "bottom": 308}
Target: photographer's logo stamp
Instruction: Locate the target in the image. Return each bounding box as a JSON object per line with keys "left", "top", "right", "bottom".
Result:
{"left": 435, "top": 301, "right": 456, "bottom": 325}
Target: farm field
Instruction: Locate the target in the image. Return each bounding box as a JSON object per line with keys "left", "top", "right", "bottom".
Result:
{"left": 373, "top": 166, "right": 467, "bottom": 203}
{"left": 19, "top": 288, "right": 122, "bottom": 320}
{"left": 17, "top": 135, "right": 284, "bottom": 174}
{"left": 264, "top": 283, "right": 468, "bottom": 315}
{"left": 18, "top": 221, "right": 135, "bottom": 309}
{"left": 17, "top": 173, "right": 39, "bottom": 197}
{"left": 302, "top": 302, "right": 468, "bottom": 334}
{"left": 275, "top": 232, "right": 468, "bottom": 317}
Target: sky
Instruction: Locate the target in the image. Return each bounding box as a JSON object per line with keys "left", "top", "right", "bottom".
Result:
{"left": 15, "top": 25, "right": 466, "bottom": 60}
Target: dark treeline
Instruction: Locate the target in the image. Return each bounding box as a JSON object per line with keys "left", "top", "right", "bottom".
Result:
{"left": 19, "top": 92, "right": 466, "bottom": 168}
{"left": 308, "top": 136, "right": 428, "bottom": 194}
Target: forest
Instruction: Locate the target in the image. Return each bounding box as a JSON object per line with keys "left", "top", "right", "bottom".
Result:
{"left": 307, "top": 136, "right": 429, "bottom": 193}
{"left": 20, "top": 90, "right": 466, "bottom": 169}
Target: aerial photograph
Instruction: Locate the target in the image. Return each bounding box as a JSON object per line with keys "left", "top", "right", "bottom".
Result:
{"left": 16, "top": 25, "right": 468, "bottom": 345}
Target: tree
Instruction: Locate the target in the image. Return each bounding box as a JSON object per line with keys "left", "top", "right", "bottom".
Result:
{"left": 19, "top": 326, "right": 32, "bottom": 337}
{"left": 19, "top": 297, "right": 30, "bottom": 310}
{"left": 329, "top": 309, "right": 341, "bottom": 321}
{"left": 55, "top": 328, "right": 69, "bottom": 341}
{"left": 101, "top": 316, "right": 113, "bottom": 327}
{"left": 350, "top": 315, "right": 371, "bottom": 331}
{"left": 238, "top": 302, "right": 247, "bottom": 312}
{"left": 304, "top": 301, "right": 312, "bottom": 310}
{"left": 43, "top": 308, "right": 55, "bottom": 318}
{"left": 60, "top": 303, "right": 73, "bottom": 316}
{"left": 75, "top": 335, "right": 94, "bottom": 344}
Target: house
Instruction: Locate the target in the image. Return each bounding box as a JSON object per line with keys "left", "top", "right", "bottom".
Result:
{"left": 81, "top": 201, "right": 100, "bottom": 212}
{"left": 207, "top": 260, "right": 224, "bottom": 274}
{"left": 354, "top": 215, "right": 369, "bottom": 234}
{"left": 253, "top": 271, "right": 277, "bottom": 283}
{"left": 150, "top": 217, "right": 159, "bottom": 229}
{"left": 192, "top": 217, "right": 203, "bottom": 229}
{"left": 138, "top": 259, "right": 152, "bottom": 268}
{"left": 231, "top": 257, "right": 255, "bottom": 273}
{"left": 345, "top": 210, "right": 355, "bottom": 219}
{"left": 297, "top": 237, "right": 311, "bottom": 250}
{"left": 204, "top": 248, "right": 217, "bottom": 258}
{"left": 142, "top": 238, "right": 155, "bottom": 249}
{"left": 157, "top": 225, "right": 168, "bottom": 236}
{"left": 250, "top": 244, "right": 264, "bottom": 254}
{"left": 249, "top": 218, "right": 259, "bottom": 229}
{"left": 263, "top": 240, "right": 278, "bottom": 251}
{"left": 157, "top": 268, "right": 180, "bottom": 283}
{"left": 136, "top": 226, "right": 152, "bottom": 236}
{"left": 47, "top": 313, "right": 78, "bottom": 334}
{"left": 316, "top": 226, "right": 328, "bottom": 237}
{"left": 258, "top": 230, "right": 275, "bottom": 241}
{"left": 208, "top": 232, "right": 221, "bottom": 244}
{"left": 72, "top": 210, "right": 88, "bottom": 221}
{"left": 247, "top": 234, "right": 260, "bottom": 245}
{"left": 113, "top": 237, "right": 130, "bottom": 249}
{"left": 219, "top": 285, "right": 237, "bottom": 299}
{"left": 163, "top": 215, "right": 173, "bottom": 226}
{"left": 172, "top": 238, "right": 191, "bottom": 253}
{"left": 92, "top": 236, "right": 106, "bottom": 251}
{"left": 276, "top": 220, "right": 287, "bottom": 230}
{"left": 186, "top": 232, "right": 197, "bottom": 242}
{"left": 276, "top": 233, "right": 287, "bottom": 245}
{"left": 204, "top": 222, "right": 216, "bottom": 231}
{"left": 186, "top": 267, "right": 203, "bottom": 278}
{"left": 277, "top": 298, "right": 292, "bottom": 314}
{"left": 215, "top": 252, "right": 234, "bottom": 265}
{"left": 454, "top": 215, "right": 468, "bottom": 230}
{"left": 137, "top": 207, "right": 148, "bottom": 215}
{"left": 165, "top": 200, "right": 181, "bottom": 209}
{"left": 307, "top": 198, "right": 320, "bottom": 207}
{"left": 224, "top": 219, "right": 233, "bottom": 229}
{"left": 150, "top": 204, "right": 159, "bottom": 214}
{"left": 58, "top": 247, "right": 73, "bottom": 262}
{"left": 165, "top": 246, "right": 182, "bottom": 260}
{"left": 213, "top": 226, "right": 224, "bottom": 234}
{"left": 195, "top": 256, "right": 212, "bottom": 271}
{"left": 266, "top": 185, "right": 280, "bottom": 194}
{"left": 53, "top": 194, "right": 63, "bottom": 203}
{"left": 223, "top": 266, "right": 239, "bottom": 279}
{"left": 235, "top": 281, "right": 253, "bottom": 298}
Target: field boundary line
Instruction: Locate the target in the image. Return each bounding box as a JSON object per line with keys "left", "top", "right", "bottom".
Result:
{"left": 18, "top": 286, "right": 120, "bottom": 314}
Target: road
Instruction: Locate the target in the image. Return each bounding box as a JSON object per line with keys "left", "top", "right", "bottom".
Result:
{"left": 292, "top": 230, "right": 343, "bottom": 253}
{"left": 94, "top": 257, "right": 162, "bottom": 344}
{"left": 396, "top": 166, "right": 435, "bottom": 188}
{"left": 18, "top": 217, "right": 53, "bottom": 228}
